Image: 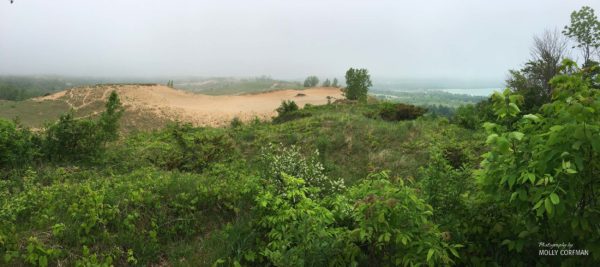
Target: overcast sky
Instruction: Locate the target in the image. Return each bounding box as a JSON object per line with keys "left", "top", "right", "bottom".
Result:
{"left": 1, "top": 0, "right": 599, "bottom": 84}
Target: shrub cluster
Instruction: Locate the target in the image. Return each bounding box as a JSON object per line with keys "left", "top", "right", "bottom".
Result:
{"left": 365, "top": 102, "right": 427, "bottom": 121}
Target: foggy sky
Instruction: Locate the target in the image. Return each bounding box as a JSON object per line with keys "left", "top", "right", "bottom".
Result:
{"left": 1, "top": 0, "right": 599, "bottom": 84}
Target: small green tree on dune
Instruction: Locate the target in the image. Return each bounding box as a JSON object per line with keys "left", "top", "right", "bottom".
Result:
{"left": 344, "top": 68, "right": 372, "bottom": 102}
{"left": 303, "top": 76, "right": 319, "bottom": 87}
{"left": 98, "top": 91, "right": 124, "bottom": 143}
{"left": 331, "top": 78, "right": 339, "bottom": 87}
{"left": 322, "top": 78, "right": 331, "bottom": 87}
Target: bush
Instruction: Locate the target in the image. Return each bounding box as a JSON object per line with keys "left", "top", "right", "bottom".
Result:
{"left": 0, "top": 166, "right": 257, "bottom": 266}
{"left": 419, "top": 148, "right": 474, "bottom": 230}
{"left": 43, "top": 91, "right": 123, "bottom": 163}
{"left": 259, "top": 143, "right": 345, "bottom": 198}
{"left": 143, "top": 124, "right": 236, "bottom": 172}
{"left": 372, "top": 102, "right": 427, "bottom": 121}
{"left": 340, "top": 172, "right": 459, "bottom": 266}
{"left": 230, "top": 117, "right": 243, "bottom": 128}
{"left": 275, "top": 100, "right": 298, "bottom": 116}
{"left": 223, "top": 171, "right": 458, "bottom": 266}
{"left": 453, "top": 104, "right": 480, "bottom": 129}
{"left": 43, "top": 113, "right": 104, "bottom": 162}
{"left": 272, "top": 100, "right": 311, "bottom": 124}
{"left": 478, "top": 61, "right": 600, "bottom": 265}
{"left": 0, "top": 119, "right": 40, "bottom": 169}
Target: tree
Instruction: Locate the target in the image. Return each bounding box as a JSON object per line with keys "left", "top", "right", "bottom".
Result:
{"left": 98, "top": 91, "right": 124, "bottom": 143}
{"left": 322, "top": 79, "right": 331, "bottom": 87}
{"left": 0, "top": 119, "right": 39, "bottom": 169}
{"left": 332, "top": 78, "right": 339, "bottom": 87}
{"left": 303, "top": 76, "right": 319, "bottom": 87}
{"left": 563, "top": 6, "right": 600, "bottom": 64}
{"left": 506, "top": 29, "right": 567, "bottom": 112}
{"left": 166, "top": 80, "right": 175, "bottom": 88}
{"left": 344, "top": 68, "right": 372, "bottom": 102}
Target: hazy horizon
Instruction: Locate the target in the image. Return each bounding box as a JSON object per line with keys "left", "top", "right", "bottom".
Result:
{"left": 2, "top": 0, "right": 599, "bottom": 86}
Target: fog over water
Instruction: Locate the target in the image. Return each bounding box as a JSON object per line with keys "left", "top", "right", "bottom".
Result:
{"left": 1, "top": 0, "right": 599, "bottom": 87}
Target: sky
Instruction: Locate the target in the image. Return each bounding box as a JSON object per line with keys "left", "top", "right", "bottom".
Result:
{"left": 1, "top": 0, "right": 599, "bottom": 85}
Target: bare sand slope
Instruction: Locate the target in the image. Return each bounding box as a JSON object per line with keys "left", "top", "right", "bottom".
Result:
{"left": 36, "top": 85, "right": 343, "bottom": 126}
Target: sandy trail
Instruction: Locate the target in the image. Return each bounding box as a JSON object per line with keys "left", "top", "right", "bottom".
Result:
{"left": 36, "top": 85, "right": 343, "bottom": 126}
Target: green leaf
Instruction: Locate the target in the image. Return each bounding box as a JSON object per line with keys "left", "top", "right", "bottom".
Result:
{"left": 427, "top": 248, "right": 435, "bottom": 262}
{"left": 527, "top": 173, "right": 536, "bottom": 184}
{"left": 518, "top": 231, "right": 528, "bottom": 238}
{"left": 550, "top": 193, "right": 560, "bottom": 205}
{"left": 483, "top": 122, "right": 498, "bottom": 132}
{"left": 533, "top": 199, "right": 543, "bottom": 210}
{"left": 39, "top": 256, "right": 48, "bottom": 267}
{"left": 509, "top": 103, "right": 521, "bottom": 114}
{"left": 486, "top": 134, "right": 499, "bottom": 144}
{"left": 549, "top": 125, "right": 563, "bottom": 132}
{"left": 544, "top": 198, "right": 554, "bottom": 216}
{"left": 449, "top": 247, "right": 460, "bottom": 258}
{"left": 523, "top": 114, "right": 540, "bottom": 122}
{"left": 509, "top": 131, "right": 525, "bottom": 141}
{"left": 508, "top": 175, "right": 516, "bottom": 188}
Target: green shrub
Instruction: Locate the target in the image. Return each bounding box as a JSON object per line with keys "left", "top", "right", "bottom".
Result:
{"left": 339, "top": 171, "right": 459, "bottom": 266}
{"left": 42, "top": 91, "right": 123, "bottom": 163}
{"left": 143, "top": 124, "right": 236, "bottom": 172}
{"left": 272, "top": 100, "right": 311, "bottom": 124}
{"left": 230, "top": 116, "right": 243, "bottom": 128}
{"left": 419, "top": 148, "right": 474, "bottom": 231}
{"left": 259, "top": 143, "right": 345, "bottom": 198}
{"left": 275, "top": 100, "right": 298, "bottom": 116}
{"left": 369, "top": 102, "right": 427, "bottom": 121}
{"left": 218, "top": 171, "right": 458, "bottom": 266}
{"left": 478, "top": 60, "right": 600, "bottom": 265}
{"left": 0, "top": 166, "right": 257, "bottom": 266}
{"left": 453, "top": 104, "right": 480, "bottom": 129}
{"left": 0, "top": 119, "right": 40, "bottom": 169}
{"left": 43, "top": 113, "right": 104, "bottom": 162}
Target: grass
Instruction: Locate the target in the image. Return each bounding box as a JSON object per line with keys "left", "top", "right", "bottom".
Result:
{"left": 225, "top": 103, "right": 483, "bottom": 185}
{"left": 0, "top": 100, "right": 70, "bottom": 128}
{"left": 176, "top": 77, "right": 303, "bottom": 95}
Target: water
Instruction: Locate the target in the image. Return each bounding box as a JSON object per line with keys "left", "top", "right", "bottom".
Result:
{"left": 439, "top": 88, "right": 501, "bottom": 97}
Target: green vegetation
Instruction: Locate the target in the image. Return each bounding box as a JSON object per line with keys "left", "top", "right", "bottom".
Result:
{"left": 303, "top": 76, "right": 319, "bottom": 87}
{"left": 177, "top": 76, "right": 303, "bottom": 95}
{"left": 2, "top": 58, "right": 600, "bottom": 265}
{"left": 344, "top": 68, "right": 372, "bottom": 102}
{"left": 372, "top": 90, "right": 486, "bottom": 108}
{"left": 563, "top": 6, "right": 600, "bottom": 64}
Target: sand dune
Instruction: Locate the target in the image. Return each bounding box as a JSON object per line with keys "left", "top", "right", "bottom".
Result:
{"left": 36, "top": 85, "right": 343, "bottom": 127}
